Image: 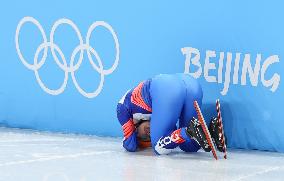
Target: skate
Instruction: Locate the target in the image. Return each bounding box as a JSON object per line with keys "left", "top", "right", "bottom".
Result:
{"left": 209, "top": 117, "right": 226, "bottom": 152}
{"left": 186, "top": 117, "right": 211, "bottom": 152}
{"left": 193, "top": 101, "right": 218, "bottom": 160}
{"left": 215, "top": 99, "right": 228, "bottom": 159}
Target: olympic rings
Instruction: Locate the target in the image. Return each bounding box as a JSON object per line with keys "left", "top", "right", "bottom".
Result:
{"left": 15, "top": 16, "right": 119, "bottom": 98}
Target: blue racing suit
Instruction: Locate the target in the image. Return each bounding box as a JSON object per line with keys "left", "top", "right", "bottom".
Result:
{"left": 116, "top": 73, "right": 203, "bottom": 155}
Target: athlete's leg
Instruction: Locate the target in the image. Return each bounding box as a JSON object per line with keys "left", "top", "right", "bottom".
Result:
{"left": 178, "top": 74, "right": 204, "bottom": 152}
{"left": 150, "top": 74, "right": 186, "bottom": 154}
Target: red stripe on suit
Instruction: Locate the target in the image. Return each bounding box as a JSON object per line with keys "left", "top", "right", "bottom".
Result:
{"left": 122, "top": 119, "right": 135, "bottom": 139}
{"left": 131, "top": 82, "right": 152, "bottom": 112}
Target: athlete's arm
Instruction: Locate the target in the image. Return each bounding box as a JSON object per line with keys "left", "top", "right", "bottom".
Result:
{"left": 117, "top": 103, "right": 138, "bottom": 152}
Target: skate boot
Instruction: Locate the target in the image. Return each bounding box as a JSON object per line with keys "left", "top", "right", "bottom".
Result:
{"left": 186, "top": 117, "right": 212, "bottom": 152}
{"left": 209, "top": 117, "right": 226, "bottom": 152}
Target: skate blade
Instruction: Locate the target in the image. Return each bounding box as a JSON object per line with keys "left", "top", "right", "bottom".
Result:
{"left": 216, "top": 99, "right": 228, "bottom": 159}
{"left": 194, "top": 101, "right": 218, "bottom": 160}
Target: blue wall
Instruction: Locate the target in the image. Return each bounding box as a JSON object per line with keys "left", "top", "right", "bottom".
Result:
{"left": 0, "top": 0, "right": 283, "bottom": 152}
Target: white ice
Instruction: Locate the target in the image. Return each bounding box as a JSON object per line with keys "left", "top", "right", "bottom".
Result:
{"left": 0, "top": 127, "right": 284, "bottom": 181}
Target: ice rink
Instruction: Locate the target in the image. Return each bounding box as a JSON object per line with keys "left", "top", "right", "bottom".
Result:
{"left": 0, "top": 127, "right": 284, "bottom": 181}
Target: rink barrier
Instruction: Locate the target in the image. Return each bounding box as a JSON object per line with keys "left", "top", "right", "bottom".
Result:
{"left": 0, "top": 0, "right": 283, "bottom": 152}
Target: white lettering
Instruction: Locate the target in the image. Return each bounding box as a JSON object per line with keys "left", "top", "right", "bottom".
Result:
{"left": 241, "top": 54, "right": 261, "bottom": 86}
{"left": 261, "top": 55, "right": 280, "bottom": 92}
{"left": 233, "top": 53, "right": 241, "bottom": 84}
{"left": 218, "top": 52, "right": 225, "bottom": 83}
{"left": 204, "top": 50, "right": 217, "bottom": 82}
{"left": 221, "top": 52, "right": 233, "bottom": 95}
{"left": 181, "top": 47, "right": 202, "bottom": 78}
{"left": 182, "top": 47, "right": 280, "bottom": 95}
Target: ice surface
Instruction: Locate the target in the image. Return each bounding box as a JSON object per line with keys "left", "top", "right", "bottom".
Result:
{"left": 0, "top": 127, "right": 284, "bottom": 181}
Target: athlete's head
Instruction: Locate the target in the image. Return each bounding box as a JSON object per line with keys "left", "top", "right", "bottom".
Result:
{"left": 135, "top": 120, "right": 151, "bottom": 148}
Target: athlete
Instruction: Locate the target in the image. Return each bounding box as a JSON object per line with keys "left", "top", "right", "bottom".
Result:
{"left": 116, "top": 73, "right": 224, "bottom": 155}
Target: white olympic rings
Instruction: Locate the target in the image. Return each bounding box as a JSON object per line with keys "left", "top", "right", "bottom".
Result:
{"left": 15, "top": 16, "right": 119, "bottom": 98}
